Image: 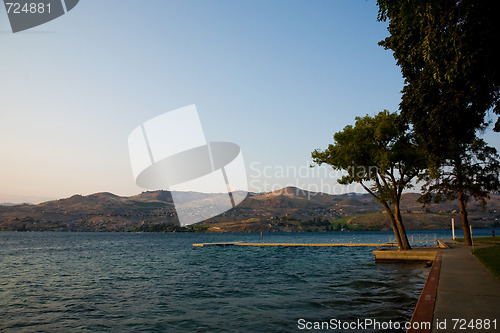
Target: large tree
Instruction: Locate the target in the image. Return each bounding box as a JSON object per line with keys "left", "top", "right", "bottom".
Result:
{"left": 377, "top": 0, "right": 500, "bottom": 159}
{"left": 377, "top": 0, "right": 500, "bottom": 245}
{"left": 419, "top": 138, "right": 500, "bottom": 245}
{"left": 312, "top": 111, "right": 424, "bottom": 250}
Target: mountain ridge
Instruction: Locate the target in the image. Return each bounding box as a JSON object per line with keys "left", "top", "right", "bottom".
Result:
{"left": 1, "top": 187, "right": 499, "bottom": 232}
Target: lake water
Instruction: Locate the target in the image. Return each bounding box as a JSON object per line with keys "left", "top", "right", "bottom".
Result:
{"left": 0, "top": 230, "right": 493, "bottom": 332}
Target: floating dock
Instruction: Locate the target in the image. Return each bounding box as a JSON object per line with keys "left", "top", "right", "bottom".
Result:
{"left": 373, "top": 248, "right": 438, "bottom": 262}
{"left": 193, "top": 242, "right": 398, "bottom": 247}
{"left": 192, "top": 242, "right": 245, "bottom": 247}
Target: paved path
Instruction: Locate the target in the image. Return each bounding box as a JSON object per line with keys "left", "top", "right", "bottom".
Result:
{"left": 431, "top": 244, "right": 500, "bottom": 332}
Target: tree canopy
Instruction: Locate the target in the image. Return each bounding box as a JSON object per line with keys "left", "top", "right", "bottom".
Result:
{"left": 419, "top": 138, "right": 500, "bottom": 245}
{"left": 377, "top": 0, "right": 500, "bottom": 246}
{"left": 312, "top": 110, "right": 425, "bottom": 250}
{"left": 377, "top": 0, "right": 500, "bottom": 159}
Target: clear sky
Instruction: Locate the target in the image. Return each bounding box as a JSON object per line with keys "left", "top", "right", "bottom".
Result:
{"left": 1, "top": 0, "right": 498, "bottom": 203}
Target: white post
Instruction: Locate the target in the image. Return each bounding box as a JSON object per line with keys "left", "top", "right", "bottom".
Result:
{"left": 470, "top": 225, "right": 474, "bottom": 252}
{"left": 452, "top": 218, "right": 456, "bottom": 240}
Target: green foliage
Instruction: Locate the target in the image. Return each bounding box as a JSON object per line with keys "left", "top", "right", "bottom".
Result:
{"left": 131, "top": 201, "right": 167, "bottom": 210}
{"left": 312, "top": 110, "right": 424, "bottom": 203}
{"left": 128, "top": 223, "right": 192, "bottom": 232}
{"left": 419, "top": 139, "right": 500, "bottom": 209}
{"left": 377, "top": 0, "right": 500, "bottom": 157}
{"left": 300, "top": 217, "right": 330, "bottom": 228}
{"left": 473, "top": 245, "right": 500, "bottom": 280}
{"left": 377, "top": 0, "right": 500, "bottom": 247}
{"left": 312, "top": 110, "right": 424, "bottom": 249}
{"left": 191, "top": 224, "right": 210, "bottom": 232}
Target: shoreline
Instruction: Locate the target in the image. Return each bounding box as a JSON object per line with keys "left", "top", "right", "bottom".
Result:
{"left": 407, "top": 240, "right": 500, "bottom": 333}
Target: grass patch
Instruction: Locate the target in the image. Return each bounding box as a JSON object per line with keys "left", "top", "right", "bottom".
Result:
{"left": 456, "top": 236, "right": 500, "bottom": 244}
{"left": 332, "top": 216, "right": 357, "bottom": 225}
{"left": 473, "top": 245, "right": 500, "bottom": 280}
{"left": 191, "top": 224, "right": 209, "bottom": 232}
{"left": 332, "top": 213, "right": 389, "bottom": 231}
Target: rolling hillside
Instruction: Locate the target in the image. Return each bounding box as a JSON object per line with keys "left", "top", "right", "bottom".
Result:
{"left": 1, "top": 186, "right": 499, "bottom": 232}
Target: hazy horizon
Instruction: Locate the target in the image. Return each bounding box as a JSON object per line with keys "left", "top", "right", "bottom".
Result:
{"left": 0, "top": 185, "right": 471, "bottom": 206}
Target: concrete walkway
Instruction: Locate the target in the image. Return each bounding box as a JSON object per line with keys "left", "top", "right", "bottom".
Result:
{"left": 431, "top": 243, "right": 500, "bottom": 332}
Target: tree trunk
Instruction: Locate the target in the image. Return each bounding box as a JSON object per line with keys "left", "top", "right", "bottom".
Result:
{"left": 381, "top": 203, "right": 404, "bottom": 250}
{"left": 394, "top": 201, "right": 412, "bottom": 250}
{"left": 458, "top": 191, "right": 472, "bottom": 246}
{"left": 361, "top": 182, "right": 405, "bottom": 250}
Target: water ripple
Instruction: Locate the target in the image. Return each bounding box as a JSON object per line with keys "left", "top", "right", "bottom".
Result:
{"left": 0, "top": 232, "right": 429, "bottom": 332}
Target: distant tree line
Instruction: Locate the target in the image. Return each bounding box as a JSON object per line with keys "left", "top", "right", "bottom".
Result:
{"left": 128, "top": 223, "right": 209, "bottom": 233}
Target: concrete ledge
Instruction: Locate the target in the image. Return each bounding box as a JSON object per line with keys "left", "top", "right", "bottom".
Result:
{"left": 407, "top": 251, "right": 442, "bottom": 333}
{"left": 437, "top": 240, "right": 450, "bottom": 249}
{"left": 373, "top": 248, "right": 438, "bottom": 262}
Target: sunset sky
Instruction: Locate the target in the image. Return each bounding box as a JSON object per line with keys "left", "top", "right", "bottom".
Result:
{"left": 1, "top": 0, "right": 498, "bottom": 203}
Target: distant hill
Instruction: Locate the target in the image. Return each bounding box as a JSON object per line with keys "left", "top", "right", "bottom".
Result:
{"left": 0, "top": 202, "right": 33, "bottom": 206}
{"left": 0, "top": 187, "right": 499, "bottom": 232}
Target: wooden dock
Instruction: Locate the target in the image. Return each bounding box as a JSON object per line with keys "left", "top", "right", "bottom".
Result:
{"left": 192, "top": 242, "right": 398, "bottom": 247}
